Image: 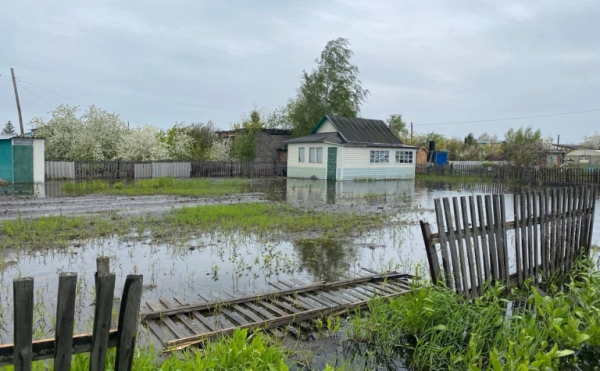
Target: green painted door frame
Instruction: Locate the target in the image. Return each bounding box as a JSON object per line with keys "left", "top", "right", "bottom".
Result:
{"left": 327, "top": 147, "right": 337, "bottom": 180}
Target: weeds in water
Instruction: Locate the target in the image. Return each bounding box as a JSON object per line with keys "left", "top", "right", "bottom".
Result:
{"left": 346, "top": 257, "right": 600, "bottom": 370}
{"left": 62, "top": 177, "right": 251, "bottom": 197}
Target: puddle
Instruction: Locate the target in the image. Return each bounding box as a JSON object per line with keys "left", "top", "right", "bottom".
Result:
{"left": 0, "top": 178, "right": 599, "bottom": 368}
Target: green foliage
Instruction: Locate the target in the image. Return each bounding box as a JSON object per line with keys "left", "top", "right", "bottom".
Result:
{"left": 386, "top": 114, "right": 408, "bottom": 141}
{"left": 162, "top": 121, "right": 217, "bottom": 161}
{"left": 503, "top": 126, "right": 548, "bottom": 166}
{"left": 1, "top": 120, "right": 16, "bottom": 135}
{"left": 287, "top": 38, "right": 369, "bottom": 138}
{"left": 230, "top": 130, "right": 257, "bottom": 161}
{"left": 464, "top": 132, "right": 477, "bottom": 146}
{"left": 347, "top": 259, "right": 600, "bottom": 370}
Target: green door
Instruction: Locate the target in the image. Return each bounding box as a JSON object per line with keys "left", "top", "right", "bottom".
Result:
{"left": 13, "top": 139, "right": 34, "bottom": 184}
{"left": 327, "top": 147, "right": 337, "bottom": 180}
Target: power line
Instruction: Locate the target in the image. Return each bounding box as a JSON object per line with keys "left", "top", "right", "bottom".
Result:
{"left": 418, "top": 108, "right": 600, "bottom": 126}
{"left": 17, "top": 82, "right": 57, "bottom": 108}
{"left": 19, "top": 80, "right": 148, "bottom": 127}
{"left": 17, "top": 76, "right": 244, "bottom": 114}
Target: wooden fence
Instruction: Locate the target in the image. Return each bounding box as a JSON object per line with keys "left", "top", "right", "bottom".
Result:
{"left": 420, "top": 185, "right": 597, "bottom": 297}
{"left": 0, "top": 258, "right": 143, "bottom": 371}
{"left": 46, "top": 161, "right": 286, "bottom": 180}
{"left": 416, "top": 164, "right": 600, "bottom": 184}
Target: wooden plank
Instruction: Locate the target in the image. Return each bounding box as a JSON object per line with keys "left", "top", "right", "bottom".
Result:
{"left": 565, "top": 187, "right": 575, "bottom": 270}
{"left": 364, "top": 282, "right": 395, "bottom": 296}
{"left": 526, "top": 192, "right": 535, "bottom": 280}
{"left": 147, "top": 301, "right": 187, "bottom": 339}
{"left": 573, "top": 187, "right": 583, "bottom": 258}
{"left": 173, "top": 297, "right": 217, "bottom": 332}
{"left": 514, "top": 193, "right": 523, "bottom": 285}
{"left": 142, "top": 272, "right": 411, "bottom": 320}
{"left": 587, "top": 185, "right": 597, "bottom": 254}
{"left": 442, "top": 197, "right": 463, "bottom": 293}
{"left": 0, "top": 331, "right": 119, "bottom": 367}
{"left": 300, "top": 293, "right": 337, "bottom": 308}
{"left": 558, "top": 188, "right": 567, "bottom": 273}
{"left": 500, "top": 195, "right": 509, "bottom": 286}
{"left": 452, "top": 197, "right": 470, "bottom": 294}
{"left": 159, "top": 299, "right": 203, "bottom": 335}
{"left": 338, "top": 287, "right": 370, "bottom": 301}
{"left": 166, "top": 289, "right": 411, "bottom": 350}
{"left": 520, "top": 192, "right": 529, "bottom": 279}
{"left": 532, "top": 193, "right": 539, "bottom": 279}
{"left": 492, "top": 195, "right": 505, "bottom": 282}
{"left": 477, "top": 195, "right": 492, "bottom": 282}
{"left": 13, "top": 277, "right": 34, "bottom": 371}
{"left": 420, "top": 221, "right": 440, "bottom": 285}
{"left": 290, "top": 279, "right": 309, "bottom": 287}
{"left": 96, "top": 257, "right": 110, "bottom": 275}
{"left": 460, "top": 197, "right": 478, "bottom": 297}
{"left": 145, "top": 320, "right": 169, "bottom": 346}
{"left": 220, "top": 308, "right": 249, "bottom": 325}
{"left": 579, "top": 186, "right": 589, "bottom": 256}
{"left": 90, "top": 273, "right": 116, "bottom": 371}
{"left": 54, "top": 273, "right": 77, "bottom": 371}
{"left": 484, "top": 195, "right": 499, "bottom": 281}
{"left": 244, "top": 302, "right": 276, "bottom": 320}
{"left": 115, "top": 275, "right": 143, "bottom": 371}
{"left": 434, "top": 199, "right": 453, "bottom": 289}
{"left": 468, "top": 196, "right": 483, "bottom": 297}
{"left": 539, "top": 190, "right": 548, "bottom": 276}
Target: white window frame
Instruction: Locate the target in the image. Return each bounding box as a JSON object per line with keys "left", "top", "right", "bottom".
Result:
{"left": 309, "top": 147, "right": 323, "bottom": 164}
{"left": 395, "top": 150, "right": 413, "bottom": 164}
{"left": 298, "top": 147, "right": 305, "bottom": 162}
{"left": 370, "top": 150, "right": 390, "bottom": 164}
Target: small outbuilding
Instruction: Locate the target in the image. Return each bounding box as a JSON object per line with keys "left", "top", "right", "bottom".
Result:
{"left": 564, "top": 149, "right": 600, "bottom": 168}
{"left": 416, "top": 147, "right": 428, "bottom": 164}
{"left": 284, "top": 116, "right": 418, "bottom": 181}
{"left": 0, "top": 134, "right": 45, "bottom": 185}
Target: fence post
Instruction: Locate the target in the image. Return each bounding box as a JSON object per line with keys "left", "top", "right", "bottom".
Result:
{"left": 90, "top": 273, "right": 116, "bottom": 371}
{"left": 115, "top": 275, "right": 143, "bottom": 371}
{"left": 13, "top": 277, "right": 34, "bottom": 371}
{"left": 54, "top": 273, "right": 77, "bottom": 371}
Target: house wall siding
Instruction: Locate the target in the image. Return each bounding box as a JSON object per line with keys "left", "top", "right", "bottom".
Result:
{"left": 287, "top": 143, "right": 332, "bottom": 179}
{"left": 33, "top": 139, "right": 45, "bottom": 183}
{"left": 316, "top": 120, "right": 336, "bottom": 133}
{"left": 0, "top": 139, "right": 14, "bottom": 183}
{"left": 341, "top": 147, "right": 415, "bottom": 180}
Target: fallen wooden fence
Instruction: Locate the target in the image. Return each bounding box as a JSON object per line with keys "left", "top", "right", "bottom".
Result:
{"left": 420, "top": 185, "right": 597, "bottom": 297}
{"left": 0, "top": 258, "right": 143, "bottom": 371}
{"left": 141, "top": 270, "right": 412, "bottom": 351}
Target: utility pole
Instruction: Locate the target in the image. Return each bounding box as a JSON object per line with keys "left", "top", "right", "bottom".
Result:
{"left": 10, "top": 68, "right": 24, "bottom": 136}
{"left": 557, "top": 135, "right": 560, "bottom": 146}
{"left": 410, "top": 122, "right": 413, "bottom": 144}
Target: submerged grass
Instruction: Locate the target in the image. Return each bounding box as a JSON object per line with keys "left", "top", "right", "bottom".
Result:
{"left": 0, "top": 202, "right": 386, "bottom": 249}
{"left": 347, "top": 258, "right": 600, "bottom": 370}
{"left": 62, "top": 177, "right": 252, "bottom": 197}
{"left": 0, "top": 329, "right": 340, "bottom": 371}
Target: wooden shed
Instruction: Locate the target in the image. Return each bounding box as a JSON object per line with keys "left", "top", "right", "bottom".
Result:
{"left": 416, "top": 147, "right": 428, "bottom": 164}
{"left": 0, "top": 134, "right": 45, "bottom": 185}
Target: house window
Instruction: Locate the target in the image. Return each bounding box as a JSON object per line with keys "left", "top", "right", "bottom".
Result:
{"left": 299, "top": 147, "right": 305, "bottom": 162}
{"left": 309, "top": 147, "right": 323, "bottom": 163}
{"left": 370, "top": 150, "right": 389, "bottom": 164}
{"left": 396, "top": 151, "right": 413, "bottom": 164}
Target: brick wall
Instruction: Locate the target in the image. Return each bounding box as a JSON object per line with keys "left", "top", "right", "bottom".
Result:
{"left": 253, "top": 131, "right": 290, "bottom": 163}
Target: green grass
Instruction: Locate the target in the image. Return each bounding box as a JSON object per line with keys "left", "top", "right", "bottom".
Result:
{"left": 0, "top": 202, "right": 386, "bottom": 249}
{"left": 346, "top": 258, "right": 600, "bottom": 370}
{"left": 62, "top": 177, "right": 252, "bottom": 197}
{"left": 0, "top": 329, "right": 341, "bottom": 371}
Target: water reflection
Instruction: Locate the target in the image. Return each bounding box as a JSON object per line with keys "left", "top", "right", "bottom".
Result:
{"left": 0, "top": 183, "right": 44, "bottom": 197}
{"left": 293, "top": 238, "right": 358, "bottom": 281}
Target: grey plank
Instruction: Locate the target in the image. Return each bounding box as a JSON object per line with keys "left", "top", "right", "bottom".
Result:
{"left": 420, "top": 221, "right": 440, "bottom": 285}
{"left": 452, "top": 197, "right": 470, "bottom": 295}
{"left": 54, "top": 273, "right": 77, "bottom": 371}
{"left": 514, "top": 193, "right": 523, "bottom": 285}
{"left": 468, "top": 196, "right": 484, "bottom": 296}
{"left": 477, "top": 195, "right": 492, "bottom": 282}
{"left": 434, "top": 199, "right": 454, "bottom": 289}
{"left": 500, "top": 195, "right": 510, "bottom": 287}
{"left": 460, "top": 197, "right": 478, "bottom": 297}
{"left": 146, "top": 301, "right": 187, "bottom": 339}
{"left": 90, "top": 273, "right": 116, "bottom": 371}
{"left": 159, "top": 299, "right": 203, "bottom": 335}
{"left": 485, "top": 195, "right": 499, "bottom": 281}
{"left": 442, "top": 197, "right": 463, "bottom": 293}
{"left": 520, "top": 192, "right": 529, "bottom": 279}
{"left": 13, "top": 277, "right": 34, "bottom": 371}
{"left": 115, "top": 275, "right": 143, "bottom": 371}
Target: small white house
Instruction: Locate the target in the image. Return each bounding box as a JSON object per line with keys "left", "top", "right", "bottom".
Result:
{"left": 284, "top": 116, "right": 418, "bottom": 181}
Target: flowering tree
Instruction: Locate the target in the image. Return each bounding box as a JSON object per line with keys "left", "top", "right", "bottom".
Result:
{"left": 31, "top": 105, "right": 126, "bottom": 160}
{"left": 582, "top": 132, "right": 600, "bottom": 149}
{"left": 118, "top": 125, "right": 169, "bottom": 161}
{"left": 209, "top": 140, "right": 231, "bottom": 161}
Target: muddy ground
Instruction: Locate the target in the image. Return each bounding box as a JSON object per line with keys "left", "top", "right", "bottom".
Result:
{"left": 0, "top": 193, "right": 265, "bottom": 220}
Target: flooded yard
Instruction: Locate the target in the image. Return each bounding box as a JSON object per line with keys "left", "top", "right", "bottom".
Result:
{"left": 1, "top": 178, "right": 599, "bottom": 369}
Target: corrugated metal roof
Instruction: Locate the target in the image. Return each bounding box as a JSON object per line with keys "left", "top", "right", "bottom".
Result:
{"left": 314, "top": 116, "right": 404, "bottom": 146}
{"left": 0, "top": 134, "right": 17, "bottom": 140}
{"left": 284, "top": 132, "right": 343, "bottom": 144}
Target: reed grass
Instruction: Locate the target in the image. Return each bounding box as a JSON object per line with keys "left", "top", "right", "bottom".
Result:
{"left": 347, "top": 258, "right": 600, "bottom": 370}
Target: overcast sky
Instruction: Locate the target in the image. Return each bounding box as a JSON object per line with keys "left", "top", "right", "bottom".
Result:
{"left": 1, "top": 0, "right": 599, "bottom": 143}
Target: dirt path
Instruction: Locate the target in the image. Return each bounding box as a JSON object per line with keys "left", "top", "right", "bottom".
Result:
{"left": 0, "top": 194, "right": 264, "bottom": 220}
